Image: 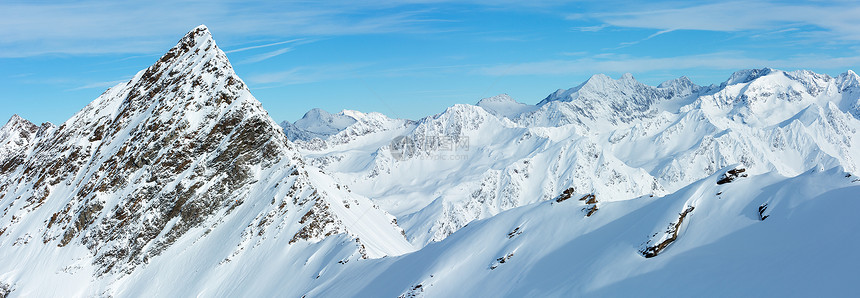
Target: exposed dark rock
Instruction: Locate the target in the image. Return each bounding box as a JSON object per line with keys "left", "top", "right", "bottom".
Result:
{"left": 579, "top": 194, "right": 598, "bottom": 217}
{"left": 553, "top": 187, "right": 575, "bottom": 203}
{"left": 717, "top": 167, "right": 748, "bottom": 185}
{"left": 758, "top": 204, "right": 769, "bottom": 221}
{"left": 507, "top": 227, "right": 522, "bottom": 239}
{"left": 0, "top": 281, "right": 13, "bottom": 298}
{"left": 490, "top": 252, "right": 515, "bottom": 270}
{"left": 640, "top": 206, "right": 695, "bottom": 258}
{"left": 399, "top": 284, "right": 425, "bottom": 298}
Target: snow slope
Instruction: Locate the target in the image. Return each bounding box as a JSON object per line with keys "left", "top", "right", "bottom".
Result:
{"left": 310, "top": 166, "right": 860, "bottom": 297}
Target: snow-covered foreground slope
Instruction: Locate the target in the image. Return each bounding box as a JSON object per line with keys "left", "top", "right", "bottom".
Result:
{"left": 308, "top": 167, "right": 860, "bottom": 297}
{"left": 1, "top": 24, "right": 859, "bottom": 297}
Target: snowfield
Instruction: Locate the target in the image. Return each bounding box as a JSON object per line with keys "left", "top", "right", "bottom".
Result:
{"left": 1, "top": 25, "right": 859, "bottom": 297}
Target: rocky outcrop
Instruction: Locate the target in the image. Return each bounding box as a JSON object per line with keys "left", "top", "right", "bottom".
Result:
{"left": 640, "top": 206, "right": 695, "bottom": 258}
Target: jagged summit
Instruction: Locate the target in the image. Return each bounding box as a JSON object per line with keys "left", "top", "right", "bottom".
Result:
{"left": 169, "top": 25, "right": 215, "bottom": 57}
{"left": 658, "top": 76, "right": 695, "bottom": 89}
{"left": 0, "top": 114, "right": 37, "bottom": 143}
{"left": 724, "top": 67, "right": 775, "bottom": 86}
{"left": 4, "top": 114, "right": 30, "bottom": 126}
{"left": 63, "top": 21, "right": 255, "bottom": 134}
{"left": 0, "top": 114, "right": 39, "bottom": 174}
{"left": 523, "top": 72, "right": 701, "bottom": 129}
{"left": 838, "top": 70, "right": 860, "bottom": 91}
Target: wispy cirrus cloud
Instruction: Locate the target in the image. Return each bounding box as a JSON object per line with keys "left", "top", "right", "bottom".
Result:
{"left": 225, "top": 39, "right": 305, "bottom": 53}
{"left": 246, "top": 63, "right": 373, "bottom": 86}
{"left": 572, "top": 24, "right": 608, "bottom": 32}
{"left": 66, "top": 79, "right": 127, "bottom": 91}
{"left": 572, "top": 1, "right": 860, "bottom": 41}
{"left": 0, "top": 0, "right": 450, "bottom": 57}
{"left": 241, "top": 47, "right": 293, "bottom": 64}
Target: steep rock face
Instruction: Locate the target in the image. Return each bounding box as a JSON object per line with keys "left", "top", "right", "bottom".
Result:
{"left": 0, "top": 25, "right": 410, "bottom": 279}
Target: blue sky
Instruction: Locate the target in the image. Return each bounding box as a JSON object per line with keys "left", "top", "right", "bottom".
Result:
{"left": 3, "top": 0, "right": 860, "bottom": 124}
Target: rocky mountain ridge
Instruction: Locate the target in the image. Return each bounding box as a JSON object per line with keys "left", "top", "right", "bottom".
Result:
{"left": 0, "top": 25, "right": 411, "bottom": 292}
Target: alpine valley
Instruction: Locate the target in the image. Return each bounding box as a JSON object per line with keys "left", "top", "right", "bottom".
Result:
{"left": 1, "top": 26, "right": 859, "bottom": 297}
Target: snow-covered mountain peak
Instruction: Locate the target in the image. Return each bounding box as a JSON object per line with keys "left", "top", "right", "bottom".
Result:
{"left": 620, "top": 72, "right": 635, "bottom": 81}
{"left": 476, "top": 93, "right": 516, "bottom": 105}
{"left": 658, "top": 76, "right": 697, "bottom": 90}
{"left": 283, "top": 108, "right": 360, "bottom": 141}
{"left": 476, "top": 94, "right": 537, "bottom": 119}
{"left": 837, "top": 69, "right": 860, "bottom": 90}
{"left": 0, "top": 115, "right": 40, "bottom": 174}
{"left": 0, "top": 25, "right": 414, "bottom": 283}
{"left": 1, "top": 115, "right": 38, "bottom": 140}
{"left": 522, "top": 73, "right": 700, "bottom": 129}
{"left": 340, "top": 109, "right": 367, "bottom": 120}
{"left": 724, "top": 67, "right": 776, "bottom": 86}
{"left": 295, "top": 108, "right": 358, "bottom": 133}
{"left": 3, "top": 114, "right": 33, "bottom": 128}
{"left": 537, "top": 73, "right": 650, "bottom": 105}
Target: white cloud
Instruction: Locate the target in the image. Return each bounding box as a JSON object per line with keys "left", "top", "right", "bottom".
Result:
{"left": 0, "top": 1, "right": 445, "bottom": 57}
{"left": 573, "top": 24, "right": 608, "bottom": 32}
{"left": 242, "top": 47, "right": 293, "bottom": 64}
{"left": 246, "top": 63, "right": 373, "bottom": 86}
{"left": 67, "top": 80, "right": 127, "bottom": 91}
{"left": 578, "top": 1, "right": 860, "bottom": 41}
{"left": 225, "top": 39, "right": 305, "bottom": 53}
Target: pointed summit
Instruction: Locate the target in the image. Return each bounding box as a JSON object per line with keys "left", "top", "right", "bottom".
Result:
{"left": 0, "top": 114, "right": 39, "bottom": 175}
{"left": 1, "top": 114, "right": 37, "bottom": 135}
{"left": 149, "top": 24, "right": 230, "bottom": 78}
{"left": 159, "top": 25, "right": 216, "bottom": 63}
{"left": 837, "top": 69, "right": 860, "bottom": 91}
{"left": 83, "top": 23, "right": 250, "bottom": 130}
